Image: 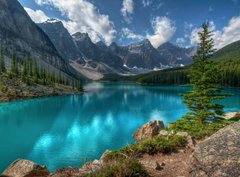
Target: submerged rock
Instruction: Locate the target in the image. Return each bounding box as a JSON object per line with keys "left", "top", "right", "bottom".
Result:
{"left": 133, "top": 120, "right": 164, "bottom": 141}
{"left": 190, "top": 121, "right": 240, "bottom": 177}
{"left": 2, "top": 159, "right": 50, "bottom": 177}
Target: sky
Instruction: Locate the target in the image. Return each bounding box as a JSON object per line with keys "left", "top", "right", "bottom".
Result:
{"left": 19, "top": 0, "right": 240, "bottom": 49}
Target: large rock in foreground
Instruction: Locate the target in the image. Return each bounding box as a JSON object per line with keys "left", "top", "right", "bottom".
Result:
{"left": 190, "top": 121, "right": 240, "bottom": 177}
{"left": 133, "top": 120, "right": 164, "bottom": 141}
{"left": 2, "top": 159, "right": 50, "bottom": 177}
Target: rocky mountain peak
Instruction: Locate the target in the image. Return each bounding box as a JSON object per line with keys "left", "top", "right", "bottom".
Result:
{"left": 44, "top": 18, "right": 61, "bottom": 24}
{"left": 38, "top": 19, "right": 84, "bottom": 62}
{"left": 72, "top": 32, "right": 92, "bottom": 43}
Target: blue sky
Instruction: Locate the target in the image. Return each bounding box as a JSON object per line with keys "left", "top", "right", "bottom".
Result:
{"left": 19, "top": 0, "right": 240, "bottom": 49}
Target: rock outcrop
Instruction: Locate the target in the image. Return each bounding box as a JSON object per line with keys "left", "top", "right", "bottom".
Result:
{"left": 0, "top": 0, "right": 69, "bottom": 73}
{"left": 133, "top": 120, "right": 164, "bottom": 141}
{"left": 190, "top": 121, "right": 240, "bottom": 177}
{"left": 2, "top": 159, "right": 50, "bottom": 177}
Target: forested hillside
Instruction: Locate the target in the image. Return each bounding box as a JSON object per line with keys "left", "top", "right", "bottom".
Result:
{"left": 135, "top": 40, "right": 240, "bottom": 87}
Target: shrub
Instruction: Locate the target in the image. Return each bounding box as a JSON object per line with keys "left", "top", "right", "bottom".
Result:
{"left": 105, "top": 135, "right": 187, "bottom": 161}
{"left": 85, "top": 159, "right": 149, "bottom": 177}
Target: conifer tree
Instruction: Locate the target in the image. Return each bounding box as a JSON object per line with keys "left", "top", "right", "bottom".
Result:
{"left": 9, "top": 52, "right": 17, "bottom": 78}
{"left": 0, "top": 48, "right": 5, "bottom": 73}
{"left": 182, "top": 22, "right": 227, "bottom": 124}
{"left": 33, "top": 60, "right": 39, "bottom": 83}
{"left": 77, "top": 80, "right": 83, "bottom": 91}
{"left": 22, "top": 59, "right": 28, "bottom": 82}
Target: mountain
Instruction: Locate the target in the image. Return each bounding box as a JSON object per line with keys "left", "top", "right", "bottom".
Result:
{"left": 124, "top": 39, "right": 167, "bottom": 69}
{"left": 72, "top": 32, "right": 124, "bottom": 71}
{"left": 213, "top": 40, "right": 240, "bottom": 61}
{"left": 133, "top": 40, "right": 240, "bottom": 87}
{"left": 36, "top": 17, "right": 195, "bottom": 78}
{"left": 157, "top": 42, "right": 195, "bottom": 66}
{"left": 38, "top": 19, "right": 84, "bottom": 63}
{"left": 0, "top": 0, "right": 69, "bottom": 73}
{"left": 109, "top": 40, "right": 195, "bottom": 70}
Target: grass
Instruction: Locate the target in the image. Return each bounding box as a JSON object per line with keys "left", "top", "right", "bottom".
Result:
{"left": 168, "top": 117, "right": 240, "bottom": 140}
{"left": 84, "top": 159, "right": 150, "bottom": 177}
{"left": 105, "top": 135, "right": 187, "bottom": 161}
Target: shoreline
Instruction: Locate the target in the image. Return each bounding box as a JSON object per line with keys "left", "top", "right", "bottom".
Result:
{"left": 0, "top": 90, "right": 87, "bottom": 104}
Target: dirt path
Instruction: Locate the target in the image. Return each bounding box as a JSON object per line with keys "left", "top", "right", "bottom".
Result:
{"left": 139, "top": 148, "right": 194, "bottom": 177}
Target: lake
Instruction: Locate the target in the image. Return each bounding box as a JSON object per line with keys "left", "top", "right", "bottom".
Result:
{"left": 0, "top": 82, "right": 239, "bottom": 172}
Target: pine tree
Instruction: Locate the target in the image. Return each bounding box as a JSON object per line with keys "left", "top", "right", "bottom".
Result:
{"left": 9, "top": 52, "right": 17, "bottom": 78}
{"left": 0, "top": 48, "right": 5, "bottom": 73}
{"left": 182, "top": 22, "right": 227, "bottom": 124}
{"left": 33, "top": 60, "right": 39, "bottom": 83}
{"left": 77, "top": 80, "right": 83, "bottom": 91}
{"left": 22, "top": 59, "right": 28, "bottom": 82}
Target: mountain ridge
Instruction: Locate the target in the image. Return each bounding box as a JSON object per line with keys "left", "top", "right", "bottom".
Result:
{"left": 37, "top": 18, "right": 195, "bottom": 79}
{"left": 0, "top": 0, "right": 71, "bottom": 74}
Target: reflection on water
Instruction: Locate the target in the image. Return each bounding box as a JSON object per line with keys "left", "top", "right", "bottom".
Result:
{"left": 0, "top": 82, "right": 239, "bottom": 172}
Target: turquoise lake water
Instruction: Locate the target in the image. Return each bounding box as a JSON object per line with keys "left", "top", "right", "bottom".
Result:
{"left": 0, "top": 82, "right": 239, "bottom": 172}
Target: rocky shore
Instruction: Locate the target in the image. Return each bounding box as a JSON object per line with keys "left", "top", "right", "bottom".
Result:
{"left": 0, "top": 74, "right": 83, "bottom": 103}
{"left": 1, "top": 114, "right": 240, "bottom": 177}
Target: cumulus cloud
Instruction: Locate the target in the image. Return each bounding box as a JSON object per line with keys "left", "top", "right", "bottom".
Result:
{"left": 35, "top": 0, "right": 116, "bottom": 45}
{"left": 142, "top": 0, "right": 152, "bottom": 7}
{"left": 190, "top": 17, "right": 240, "bottom": 49}
{"left": 121, "top": 28, "right": 144, "bottom": 40}
{"left": 121, "top": 0, "right": 134, "bottom": 23}
{"left": 147, "top": 16, "right": 176, "bottom": 48}
{"left": 24, "top": 7, "right": 49, "bottom": 23}
{"left": 176, "top": 38, "right": 186, "bottom": 47}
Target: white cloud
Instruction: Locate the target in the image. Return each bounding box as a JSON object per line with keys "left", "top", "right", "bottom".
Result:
{"left": 147, "top": 16, "right": 176, "bottom": 48}
{"left": 121, "top": 0, "right": 134, "bottom": 23}
{"left": 35, "top": 0, "right": 116, "bottom": 45}
{"left": 142, "top": 0, "right": 152, "bottom": 7}
{"left": 153, "top": 1, "right": 164, "bottom": 10}
{"left": 24, "top": 7, "right": 49, "bottom": 23}
{"left": 190, "top": 17, "right": 240, "bottom": 49}
{"left": 176, "top": 38, "right": 186, "bottom": 47}
{"left": 184, "top": 22, "right": 194, "bottom": 31}
{"left": 121, "top": 28, "right": 144, "bottom": 40}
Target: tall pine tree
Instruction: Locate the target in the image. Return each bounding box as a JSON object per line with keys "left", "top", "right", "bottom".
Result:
{"left": 182, "top": 22, "right": 227, "bottom": 124}
{"left": 0, "top": 48, "right": 5, "bottom": 73}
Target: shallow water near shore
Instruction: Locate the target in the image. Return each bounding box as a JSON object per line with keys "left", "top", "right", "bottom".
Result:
{"left": 0, "top": 82, "right": 239, "bottom": 172}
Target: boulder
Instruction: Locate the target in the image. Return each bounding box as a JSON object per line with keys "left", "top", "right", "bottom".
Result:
{"left": 190, "top": 121, "right": 240, "bottom": 177}
{"left": 100, "top": 150, "right": 111, "bottom": 162}
{"left": 159, "top": 130, "right": 169, "bottom": 136}
{"left": 223, "top": 112, "right": 238, "bottom": 119}
{"left": 51, "top": 167, "right": 82, "bottom": 177}
{"left": 176, "top": 132, "right": 196, "bottom": 149}
{"left": 79, "top": 159, "right": 104, "bottom": 174}
{"left": 133, "top": 120, "right": 164, "bottom": 141}
{"left": 2, "top": 159, "right": 50, "bottom": 177}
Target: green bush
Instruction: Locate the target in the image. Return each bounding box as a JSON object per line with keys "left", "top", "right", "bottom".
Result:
{"left": 168, "top": 118, "right": 240, "bottom": 140}
{"left": 85, "top": 159, "right": 149, "bottom": 177}
{"left": 105, "top": 135, "right": 187, "bottom": 161}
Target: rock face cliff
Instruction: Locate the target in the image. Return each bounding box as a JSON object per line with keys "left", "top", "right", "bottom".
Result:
{"left": 0, "top": 0, "right": 69, "bottom": 73}
{"left": 72, "top": 32, "right": 124, "bottom": 71}
{"left": 190, "top": 121, "right": 240, "bottom": 177}
{"left": 38, "top": 19, "right": 83, "bottom": 63}
{"left": 157, "top": 42, "right": 195, "bottom": 66}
